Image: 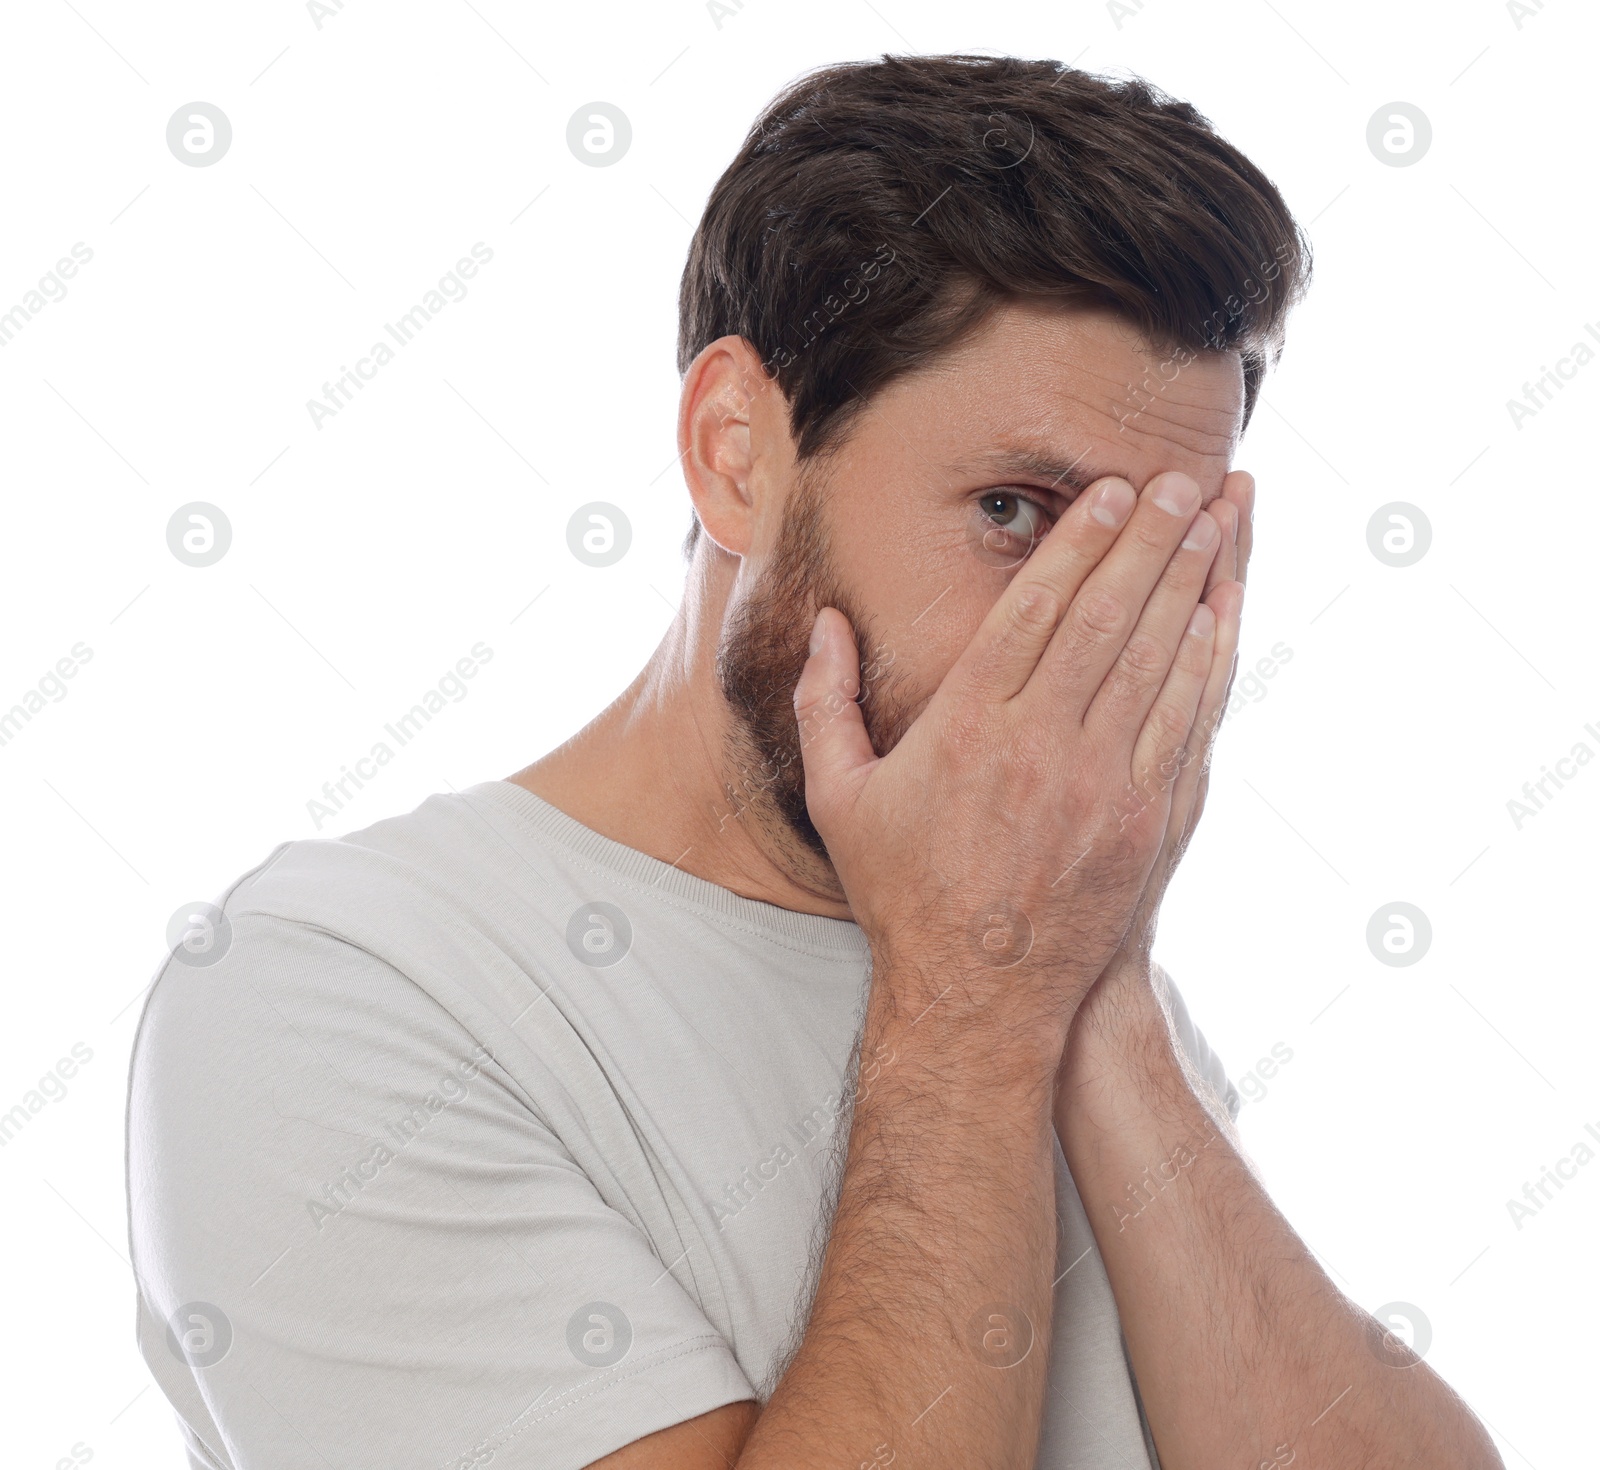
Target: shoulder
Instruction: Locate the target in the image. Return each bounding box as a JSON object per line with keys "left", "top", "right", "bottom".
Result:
{"left": 127, "top": 789, "right": 544, "bottom": 1209}
{"left": 135, "top": 783, "right": 566, "bottom": 1067}
{"left": 124, "top": 794, "right": 755, "bottom": 1470}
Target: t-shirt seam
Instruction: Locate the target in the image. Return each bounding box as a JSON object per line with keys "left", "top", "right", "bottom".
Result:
{"left": 166, "top": 905, "right": 567, "bottom": 1146}
{"left": 460, "top": 785, "right": 872, "bottom": 966}
{"left": 438, "top": 1335, "right": 745, "bottom": 1468}
{"left": 125, "top": 838, "right": 301, "bottom": 1306}
{"left": 225, "top": 795, "right": 867, "bottom": 969}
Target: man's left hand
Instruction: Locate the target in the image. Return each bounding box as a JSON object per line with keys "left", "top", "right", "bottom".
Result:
{"left": 1068, "top": 468, "right": 1255, "bottom": 1051}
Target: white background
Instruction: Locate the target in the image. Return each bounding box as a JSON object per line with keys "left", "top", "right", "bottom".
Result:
{"left": 1, "top": 0, "right": 1593, "bottom": 1464}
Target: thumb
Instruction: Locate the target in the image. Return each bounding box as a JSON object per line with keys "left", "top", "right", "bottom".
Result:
{"left": 793, "top": 607, "right": 878, "bottom": 830}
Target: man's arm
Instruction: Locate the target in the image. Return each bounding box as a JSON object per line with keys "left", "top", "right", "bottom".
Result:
{"left": 591, "top": 982, "right": 1068, "bottom": 1470}
{"left": 1055, "top": 960, "right": 1504, "bottom": 1469}
{"left": 589, "top": 468, "right": 1235, "bottom": 1468}
{"left": 1043, "top": 468, "right": 1500, "bottom": 1468}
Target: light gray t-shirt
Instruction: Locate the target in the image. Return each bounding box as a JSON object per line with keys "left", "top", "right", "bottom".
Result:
{"left": 126, "top": 779, "right": 1239, "bottom": 1469}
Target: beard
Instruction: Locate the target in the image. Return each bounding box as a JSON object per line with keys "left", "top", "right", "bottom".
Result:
{"left": 714, "top": 472, "right": 920, "bottom": 868}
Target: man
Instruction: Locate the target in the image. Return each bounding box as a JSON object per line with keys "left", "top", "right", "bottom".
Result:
{"left": 127, "top": 54, "right": 1503, "bottom": 1469}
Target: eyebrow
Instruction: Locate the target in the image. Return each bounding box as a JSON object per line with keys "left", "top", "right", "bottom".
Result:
{"left": 955, "top": 447, "right": 1225, "bottom": 506}
{"left": 952, "top": 447, "right": 1123, "bottom": 497}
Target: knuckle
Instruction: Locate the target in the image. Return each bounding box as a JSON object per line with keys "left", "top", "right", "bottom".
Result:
{"left": 1010, "top": 583, "right": 1064, "bottom": 634}
{"left": 1164, "top": 686, "right": 1202, "bottom": 740}
{"left": 1071, "top": 586, "right": 1127, "bottom": 640}
{"left": 1011, "top": 718, "right": 1060, "bottom": 773}
{"left": 1186, "top": 705, "right": 1221, "bottom": 756}
{"left": 793, "top": 681, "right": 842, "bottom": 726}
{"left": 1130, "top": 514, "right": 1178, "bottom": 556}
{"left": 1092, "top": 811, "right": 1149, "bottom": 872}
{"left": 1161, "top": 731, "right": 1199, "bottom": 788}
{"left": 1138, "top": 702, "right": 1192, "bottom": 766}
{"left": 1120, "top": 819, "right": 1158, "bottom": 866}
{"left": 1117, "top": 629, "right": 1172, "bottom": 681}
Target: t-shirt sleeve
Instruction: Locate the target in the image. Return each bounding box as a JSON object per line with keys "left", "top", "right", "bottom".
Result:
{"left": 1160, "top": 968, "right": 1242, "bottom": 1125}
{"left": 127, "top": 912, "right": 754, "bottom": 1470}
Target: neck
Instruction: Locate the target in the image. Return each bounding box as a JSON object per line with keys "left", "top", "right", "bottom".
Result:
{"left": 506, "top": 549, "right": 853, "bottom": 921}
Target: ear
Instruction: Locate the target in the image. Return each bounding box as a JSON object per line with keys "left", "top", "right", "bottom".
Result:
{"left": 678, "top": 335, "right": 788, "bottom": 557}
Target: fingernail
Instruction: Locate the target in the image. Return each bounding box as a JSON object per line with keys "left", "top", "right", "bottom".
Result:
{"left": 1090, "top": 479, "right": 1137, "bottom": 527}
{"left": 809, "top": 612, "right": 826, "bottom": 656}
{"left": 1182, "top": 513, "right": 1217, "bottom": 551}
{"left": 1152, "top": 473, "right": 1200, "bottom": 516}
{"left": 1187, "top": 604, "right": 1215, "bottom": 637}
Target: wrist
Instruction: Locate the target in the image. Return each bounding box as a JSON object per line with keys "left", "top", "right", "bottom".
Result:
{"left": 1056, "top": 956, "right": 1180, "bottom": 1139}
{"left": 1071, "top": 954, "right": 1171, "bottom": 1063}
{"left": 866, "top": 941, "right": 1084, "bottom": 1096}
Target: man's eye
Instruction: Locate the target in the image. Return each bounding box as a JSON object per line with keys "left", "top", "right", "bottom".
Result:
{"left": 975, "top": 491, "right": 1053, "bottom": 564}
{"left": 979, "top": 491, "right": 1051, "bottom": 532}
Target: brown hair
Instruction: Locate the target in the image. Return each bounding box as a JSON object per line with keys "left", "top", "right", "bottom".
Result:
{"left": 678, "top": 53, "right": 1311, "bottom": 553}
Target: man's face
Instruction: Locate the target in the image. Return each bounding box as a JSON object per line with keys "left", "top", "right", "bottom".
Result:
{"left": 716, "top": 298, "right": 1245, "bottom": 866}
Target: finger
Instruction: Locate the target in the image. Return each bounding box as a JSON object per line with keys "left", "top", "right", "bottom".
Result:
{"left": 793, "top": 608, "right": 877, "bottom": 832}
{"left": 1164, "top": 578, "right": 1244, "bottom": 824}
{"left": 1026, "top": 470, "right": 1208, "bottom": 716}
{"left": 944, "top": 474, "right": 1138, "bottom": 704}
{"left": 1077, "top": 499, "right": 1223, "bottom": 736}
{"left": 1128, "top": 600, "right": 1217, "bottom": 813}
{"left": 1083, "top": 502, "right": 1220, "bottom": 735}
{"left": 1203, "top": 497, "right": 1239, "bottom": 597}
{"left": 1224, "top": 471, "right": 1255, "bottom": 587}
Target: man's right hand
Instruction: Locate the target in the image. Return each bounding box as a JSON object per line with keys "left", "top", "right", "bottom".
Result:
{"left": 794, "top": 469, "right": 1230, "bottom": 1049}
{"left": 603, "top": 471, "right": 1238, "bottom": 1470}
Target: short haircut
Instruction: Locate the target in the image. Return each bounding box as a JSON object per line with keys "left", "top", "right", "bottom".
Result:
{"left": 677, "top": 53, "right": 1311, "bottom": 553}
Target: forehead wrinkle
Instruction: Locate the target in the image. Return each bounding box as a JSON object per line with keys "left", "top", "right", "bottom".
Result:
{"left": 902, "top": 318, "right": 1240, "bottom": 498}
{"left": 1111, "top": 391, "right": 1238, "bottom": 461}
{"left": 961, "top": 391, "right": 1234, "bottom": 478}
{"left": 1036, "top": 339, "right": 1248, "bottom": 412}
